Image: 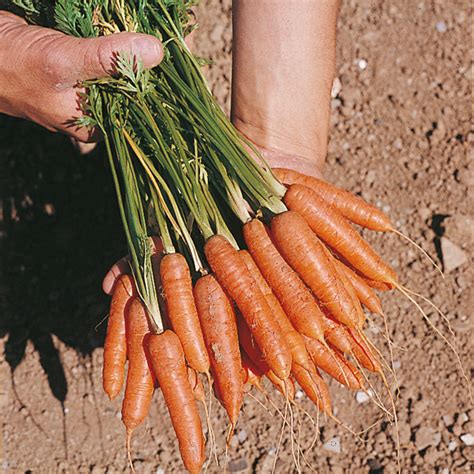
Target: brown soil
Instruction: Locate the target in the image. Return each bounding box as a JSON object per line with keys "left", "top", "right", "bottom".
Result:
{"left": 1, "top": 1, "right": 472, "bottom": 473}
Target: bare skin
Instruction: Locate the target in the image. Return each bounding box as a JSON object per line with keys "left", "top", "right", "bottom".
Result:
{"left": 0, "top": 11, "right": 163, "bottom": 142}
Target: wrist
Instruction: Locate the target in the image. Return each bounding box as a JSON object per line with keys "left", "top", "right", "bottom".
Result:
{"left": 232, "top": 112, "right": 327, "bottom": 168}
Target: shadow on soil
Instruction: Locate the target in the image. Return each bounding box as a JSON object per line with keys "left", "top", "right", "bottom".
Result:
{"left": 0, "top": 115, "right": 125, "bottom": 402}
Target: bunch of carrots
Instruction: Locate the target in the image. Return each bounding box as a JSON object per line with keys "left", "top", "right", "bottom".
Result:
{"left": 11, "top": 1, "right": 465, "bottom": 472}
{"left": 103, "top": 167, "right": 407, "bottom": 473}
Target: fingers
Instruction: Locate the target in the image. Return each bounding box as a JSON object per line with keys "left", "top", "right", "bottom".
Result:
{"left": 70, "top": 139, "right": 98, "bottom": 155}
{"left": 74, "top": 32, "right": 163, "bottom": 82}
{"left": 102, "top": 257, "right": 130, "bottom": 295}
{"left": 102, "top": 238, "right": 163, "bottom": 295}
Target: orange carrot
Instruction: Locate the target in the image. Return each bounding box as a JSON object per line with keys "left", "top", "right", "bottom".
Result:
{"left": 271, "top": 211, "right": 361, "bottom": 328}
{"left": 292, "top": 362, "right": 332, "bottom": 414}
{"left": 321, "top": 315, "right": 354, "bottom": 355}
{"left": 360, "top": 275, "right": 394, "bottom": 292}
{"left": 241, "top": 350, "right": 264, "bottom": 392}
{"left": 205, "top": 235, "right": 292, "bottom": 380}
{"left": 160, "top": 253, "right": 210, "bottom": 374}
{"left": 347, "top": 328, "right": 382, "bottom": 373}
{"left": 121, "top": 299, "right": 154, "bottom": 438}
{"left": 103, "top": 274, "right": 136, "bottom": 400}
{"left": 303, "top": 336, "right": 362, "bottom": 390}
{"left": 334, "top": 259, "right": 384, "bottom": 315}
{"left": 274, "top": 168, "right": 393, "bottom": 232}
{"left": 148, "top": 331, "right": 205, "bottom": 474}
{"left": 239, "top": 250, "right": 311, "bottom": 370}
{"left": 194, "top": 274, "right": 244, "bottom": 426}
{"left": 283, "top": 184, "right": 397, "bottom": 284}
{"left": 187, "top": 367, "right": 206, "bottom": 404}
{"left": 237, "top": 319, "right": 293, "bottom": 400}
{"left": 243, "top": 219, "right": 326, "bottom": 341}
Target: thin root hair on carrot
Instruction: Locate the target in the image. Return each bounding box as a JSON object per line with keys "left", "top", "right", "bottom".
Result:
{"left": 394, "top": 282, "right": 472, "bottom": 402}
{"left": 391, "top": 228, "right": 444, "bottom": 278}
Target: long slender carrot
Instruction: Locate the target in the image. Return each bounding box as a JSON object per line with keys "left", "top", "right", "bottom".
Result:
{"left": 160, "top": 253, "right": 210, "bottom": 374}
{"left": 347, "top": 328, "right": 382, "bottom": 373}
{"left": 271, "top": 211, "right": 361, "bottom": 328}
{"left": 283, "top": 184, "right": 397, "bottom": 284}
{"left": 194, "top": 274, "right": 244, "bottom": 426}
{"left": 103, "top": 274, "right": 136, "bottom": 400}
{"left": 334, "top": 258, "right": 384, "bottom": 315}
{"left": 303, "top": 336, "right": 362, "bottom": 390}
{"left": 243, "top": 219, "right": 326, "bottom": 341}
{"left": 204, "top": 235, "right": 292, "bottom": 380}
{"left": 239, "top": 250, "right": 311, "bottom": 370}
{"left": 292, "top": 362, "right": 332, "bottom": 414}
{"left": 274, "top": 168, "right": 393, "bottom": 232}
{"left": 122, "top": 299, "right": 154, "bottom": 438}
{"left": 148, "top": 331, "right": 205, "bottom": 474}
{"left": 320, "top": 244, "right": 367, "bottom": 326}
{"left": 237, "top": 319, "right": 293, "bottom": 400}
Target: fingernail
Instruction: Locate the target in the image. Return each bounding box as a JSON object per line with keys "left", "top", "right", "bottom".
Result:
{"left": 132, "top": 35, "right": 163, "bottom": 68}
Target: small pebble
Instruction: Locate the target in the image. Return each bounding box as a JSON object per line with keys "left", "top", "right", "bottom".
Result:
{"left": 458, "top": 412, "right": 469, "bottom": 424}
{"left": 448, "top": 440, "right": 458, "bottom": 451}
{"left": 156, "top": 469, "right": 165, "bottom": 474}
{"left": 443, "top": 414, "right": 454, "bottom": 427}
{"left": 268, "top": 447, "right": 277, "bottom": 456}
{"left": 228, "top": 458, "right": 248, "bottom": 473}
{"left": 436, "top": 21, "right": 447, "bottom": 33}
{"left": 331, "top": 77, "right": 342, "bottom": 98}
{"left": 460, "top": 433, "right": 474, "bottom": 446}
{"left": 356, "top": 391, "right": 370, "bottom": 404}
{"left": 64, "top": 407, "right": 69, "bottom": 414}
{"left": 295, "top": 390, "right": 304, "bottom": 400}
{"left": 357, "top": 59, "right": 368, "bottom": 70}
{"left": 441, "top": 237, "right": 468, "bottom": 272}
{"left": 393, "top": 360, "right": 401, "bottom": 370}
{"left": 323, "top": 437, "right": 341, "bottom": 454}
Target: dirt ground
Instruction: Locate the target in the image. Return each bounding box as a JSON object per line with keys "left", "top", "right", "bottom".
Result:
{"left": 0, "top": 0, "right": 472, "bottom": 472}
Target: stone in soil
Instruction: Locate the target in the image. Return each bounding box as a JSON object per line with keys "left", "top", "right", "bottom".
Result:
{"left": 440, "top": 237, "right": 468, "bottom": 272}
{"left": 323, "top": 437, "right": 341, "bottom": 454}
{"left": 460, "top": 433, "right": 474, "bottom": 446}
{"left": 415, "top": 427, "right": 441, "bottom": 451}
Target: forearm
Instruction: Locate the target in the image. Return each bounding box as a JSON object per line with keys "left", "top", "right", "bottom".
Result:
{"left": 231, "top": 0, "right": 340, "bottom": 171}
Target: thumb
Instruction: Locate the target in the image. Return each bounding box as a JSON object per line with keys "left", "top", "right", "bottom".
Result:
{"left": 70, "top": 32, "right": 163, "bottom": 81}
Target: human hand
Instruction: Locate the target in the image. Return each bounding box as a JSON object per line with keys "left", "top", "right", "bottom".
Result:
{"left": 0, "top": 11, "right": 163, "bottom": 142}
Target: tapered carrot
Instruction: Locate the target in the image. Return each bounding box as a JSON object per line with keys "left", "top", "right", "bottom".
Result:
{"left": 320, "top": 244, "right": 367, "bottom": 326}
{"left": 239, "top": 250, "right": 311, "bottom": 370}
{"left": 205, "top": 235, "right": 292, "bottom": 380}
{"left": 241, "top": 350, "right": 264, "bottom": 392}
{"left": 334, "top": 259, "right": 384, "bottom": 315}
{"left": 292, "top": 362, "right": 332, "bottom": 414}
{"left": 360, "top": 275, "right": 394, "bottom": 292}
{"left": 274, "top": 168, "right": 393, "bottom": 232}
{"left": 194, "top": 275, "right": 244, "bottom": 426}
{"left": 243, "top": 219, "right": 326, "bottom": 341}
{"left": 283, "top": 184, "right": 397, "bottom": 284}
{"left": 271, "top": 211, "right": 361, "bottom": 328}
{"left": 237, "top": 318, "right": 293, "bottom": 399}
{"left": 103, "top": 274, "right": 136, "bottom": 400}
{"left": 321, "top": 315, "right": 354, "bottom": 355}
{"left": 160, "top": 253, "right": 210, "bottom": 374}
{"left": 187, "top": 367, "right": 206, "bottom": 404}
{"left": 122, "top": 299, "right": 154, "bottom": 439}
{"left": 303, "top": 336, "right": 362, "bottom": 390}
{"left": 148, "top": 331, "right": 205, "bottom": 474}
{"left": 347, "top": 328, "right": 382, "bottom": 373}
